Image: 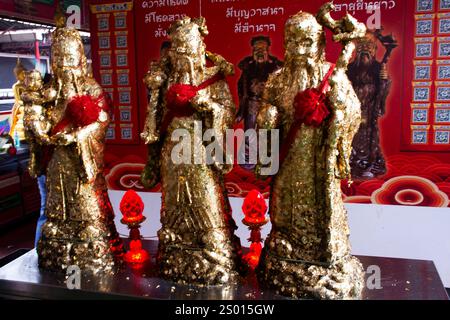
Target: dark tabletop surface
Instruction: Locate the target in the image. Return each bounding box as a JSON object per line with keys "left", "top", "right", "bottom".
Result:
{"left": 0, "top": 240, "right": 448, "bottom": 300}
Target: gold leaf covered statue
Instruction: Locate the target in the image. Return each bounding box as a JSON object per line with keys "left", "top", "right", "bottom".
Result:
{"left": 9, "top": 59, "right": 27, "bottom": 142}
{"left": 141, "top": 17, "right": 242, "bottom": 285}
{"left": 20, "top": 69, "right": 51, "bottom": 178}
{"left": 256, "top": 3, "right": 366, "bottom": 299}
{"left": 35, "top": 14, "right": 123, "bottom": 274}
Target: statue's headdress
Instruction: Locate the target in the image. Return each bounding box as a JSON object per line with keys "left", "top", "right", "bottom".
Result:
{"left": 168, "top": 17, "right": 208, "bottom": 56}
{"left": 285, "top": 11, "right": 324, "bottom": 43}
{"left": 13, "top": 58, "right": 26, "bottom": 79}
{"left": 51, "top": 4, "right": 87, "bottom": 74}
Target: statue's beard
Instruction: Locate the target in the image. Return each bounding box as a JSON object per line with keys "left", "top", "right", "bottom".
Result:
{"left": 355, "top": 51, "right": 373, "bottom": 68}
{"left": 254, "top": 51, "right": 268, "bottom": 64}
{"left": 255, "top": 57, "right": 267, "bottom": 64}
{"left": 171, "top": 55, "right": 205, "bottom": 85}
{"left": 287, "top": 55, "right": 320, "bottom": 70}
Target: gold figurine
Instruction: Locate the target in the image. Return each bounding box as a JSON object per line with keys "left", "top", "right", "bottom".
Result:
{"left": 9, "top": 59, "right": 27, "bottom": 142}
{"left": 141, "top": 17, "right": 242, "bottom": 285}
{"left": 36, "top": 15, "right": 123, "bottom": 274}
{"left": 20, "top": 69, "right": 51, "bottom": 178}
{"left": 257, "top": 3, "right": 366, "bottom": 299}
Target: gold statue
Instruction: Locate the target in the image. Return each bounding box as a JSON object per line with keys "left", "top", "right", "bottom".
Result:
{"left": 141, "top": 17, "right": 242, "bottom": 285}
{"left": 9, "top": 59, "right": 27, "bottom": 142}
{"left": 20, "top": 70, "right": 51, "bottom": 178}
{"left": 36, "top": 16, "right": 123, "bottom": 274}
{"left": 256, "top": 3, "right": 366, "bottom": 299}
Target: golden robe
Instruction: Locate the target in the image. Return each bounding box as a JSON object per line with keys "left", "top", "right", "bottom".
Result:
{"left": 256, "top": 8, "right": 365, "bottom": 299}
{"left": 37, "top": 21, "right": 122, "bottom": 274}
{"left": 37, "top": 78, "right": 122, "bottom": 274}
{"left": 142, "top": 17, "right": 241, "bottom": 285}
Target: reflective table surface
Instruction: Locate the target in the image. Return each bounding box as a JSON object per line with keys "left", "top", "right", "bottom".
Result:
{"left": 0, "top": 240, "right": 447, "bottom": 300}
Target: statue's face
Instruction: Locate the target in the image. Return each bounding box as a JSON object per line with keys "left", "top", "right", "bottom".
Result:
{"left": 285, "top": 32, "right": 323, "bottom": 62}
{"left": 15, "top": 68, "right": 26, "bottom": 82}
{"left": 171, "top": 25, "right": 204, "bottom": 56}
{"left": 169, "top": 29, "right": 205, "bottom": 74}
{"left": 52, "top": 37, "right": 86, "bottom": 84}
{"left": 284, "top": 14, "right": 324, "bottom": 63}
{"left": 52, "top": 37, "right": 84, "bottom": 70}
{"left": 171, "top": 36, "right": 202, "bottom": 58}
{"left": 25, "top": 71, "right": 43, "bottom": 91}
{"left": 252, "top": 41, "right": 269, "bottom": 63}
{"left": 356, "top": 38, "right": 377, "bottom": 65}
{"left": 17, "top": 70, "right": 26, "bottom": 82}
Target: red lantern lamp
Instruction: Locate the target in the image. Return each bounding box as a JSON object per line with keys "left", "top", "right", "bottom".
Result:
{"left": 242, "top": 189, "right": 268, "bottom": 269}
{"left": 120, "top": 190, "right": 150, "bottom": 265}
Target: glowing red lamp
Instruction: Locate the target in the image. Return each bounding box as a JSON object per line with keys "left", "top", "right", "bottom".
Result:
{"left": 120, "top": 190, "right": 150, "bottom": 265}
{"left": 7, "top": 146, "right": 17, "bottom": 156}
{"left": 242, "top": 189, "right": 268, "bottom": 269}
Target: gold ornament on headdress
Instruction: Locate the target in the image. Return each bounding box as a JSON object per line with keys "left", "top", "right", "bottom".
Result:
{"left": 54, "top": 3, "right": 66, "bottom": 28}
{"left": 13, "top": 58, "right": 26, "bottom": 80}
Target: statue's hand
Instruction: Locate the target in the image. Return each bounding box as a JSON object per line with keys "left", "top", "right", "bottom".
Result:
{"left": 141, "top": 131, "right": 150, "bottom": 144}
{"left": 43, "top": 86, "right": 58, "bottom": 102}
{"left": 140, "top": 130, "right": 158, "bottom": 145}
{"left": 331, "top": 14, "right": 366, "bottom": 44}
{"left": 39, "top": 134, "right": 51, "bottom": 145}
{"left": 206, "top": 51, "right": 235, "bottom": 76}
{"left": 191, "top": 92, "right": 211, "bottom": 112}
{"left": 50, "top": 132, "right": 76, "bottom": 146}
{"left": 144, "top": 69, "right": 167, "bottom": 90}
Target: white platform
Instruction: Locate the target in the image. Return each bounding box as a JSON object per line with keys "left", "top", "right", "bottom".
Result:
{"left": 109, "top": 190, "right": 450, "bottom": 288}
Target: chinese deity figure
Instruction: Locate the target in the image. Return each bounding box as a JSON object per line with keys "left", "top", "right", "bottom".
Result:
{"left": 21, "top": 70, "right": 51, "bottom": 246}
{"left": 236, "top": 36, "right": 283, "bottom": 170}
{"left": 9, "top": 59, "right": 27, "bottom": 142}
{"left": 141, "top": 41, "right": 171, "bottom": 189}
{"left": 141, "top": 17, "right": 242, "bottom": 285}
{"left": 256, "top": 3, "right": 366, "bottom": 299}
{"left": 20, "top": 70, "right": 51, "bottom": 178}
{"left": 36, "top": 16, "right": 122, "bottom": 274}
{"left": 348, "top": 30, "right": 397, "bottom": 179}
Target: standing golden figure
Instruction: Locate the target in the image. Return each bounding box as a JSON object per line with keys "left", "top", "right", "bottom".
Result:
{"left": 35, "top": 16, "right": 122, "bottom": 274}
{"left": 256, "top": 3, "right": 366, "bottom": 299}
{"left": 20, "top": 69, "right": 51, "bottom": 178}
{"left": 9, "top": 59, "right": 27, "bottom": 142}
{"left": 141, "top": 17, "right": 242, "bottom": 285}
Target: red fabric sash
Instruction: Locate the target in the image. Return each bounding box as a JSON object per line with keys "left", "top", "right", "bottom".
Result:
{"left": 279, "top": 64, "right": 335, "bottom": 165}
{"left": 160, "top": 73, "right": 225, "bottom": 135}
{"left": 52, "top": 93, "right": 110, "bottom": 135}
{"left": 40, "top": 93, "right": 110, "bottom": 173}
